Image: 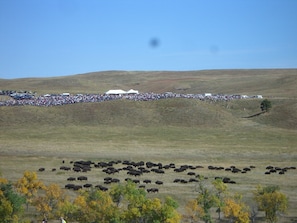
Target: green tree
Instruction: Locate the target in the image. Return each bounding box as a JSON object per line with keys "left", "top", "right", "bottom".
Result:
{"left": 253, "top": 185, "right": 288, "bottom": 223}
{"left": 57, "top": 199, "right": 79, "bottom": 223}
{"left": 195, "top": 177, "right": 217, "bottom": 223}
{"left": 0, "top": 178, "right": 26, "bottom": 223}
{"left": 212, "top": 178, "right": 228, "bottom": 220}
{"left": 110, "top": 181, "right": 181, "bottom": 223}
{"left": 260, "top": 99, "right": 272, "bottom": 112}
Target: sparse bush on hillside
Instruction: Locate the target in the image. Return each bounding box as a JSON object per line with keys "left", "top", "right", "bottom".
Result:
{"left": 260, "top": 99, "right": 272, "bottom": 112}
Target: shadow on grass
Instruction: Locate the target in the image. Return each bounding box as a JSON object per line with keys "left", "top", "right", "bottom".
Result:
{"left": 242, "top": 111, "right": 266, "bottom": 118}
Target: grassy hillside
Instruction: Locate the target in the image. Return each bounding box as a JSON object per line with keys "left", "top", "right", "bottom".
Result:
{"left": 0, "top": 99, "right": 234, "bottom": 127}
{"left": 1, "top": 69, "right": 297, "bottom": 97}
{"left": 1, "top": 97, "right": 296, "bottom": 130}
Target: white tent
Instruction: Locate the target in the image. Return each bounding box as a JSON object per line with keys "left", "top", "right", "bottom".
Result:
{"left": 105, "top": 89, "right": 127, "bottom": 95}
{"left": 126, "top": 89, "right": 139, "bottom": 94}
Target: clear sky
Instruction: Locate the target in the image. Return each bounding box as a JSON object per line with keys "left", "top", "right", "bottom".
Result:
{"left": 0, "top": 0, "right": 296, "bottom": 79}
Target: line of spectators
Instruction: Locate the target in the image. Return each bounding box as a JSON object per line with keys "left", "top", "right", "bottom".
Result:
{"left": 0, "top": 92, "right": 247, "bottom": 107}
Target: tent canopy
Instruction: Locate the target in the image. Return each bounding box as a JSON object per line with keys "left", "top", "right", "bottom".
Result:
{"left": 105, "top": 89, "right": 139, "bottom": 95}
{"left": 105, "top": 89, "right": 127, "bottom": 95}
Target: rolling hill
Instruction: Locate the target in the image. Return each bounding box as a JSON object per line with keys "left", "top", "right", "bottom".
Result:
{"left": 1, "top": 69, "right": 297, "bottom": 97}
{"left": 1, "top": 69, "right": 297, "bottom": 131}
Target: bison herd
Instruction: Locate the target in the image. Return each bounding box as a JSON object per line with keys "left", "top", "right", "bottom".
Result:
{"left": 37, "top": 159, "right": 296, "bottom": 193}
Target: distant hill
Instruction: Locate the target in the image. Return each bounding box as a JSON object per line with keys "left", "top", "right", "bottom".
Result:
{"left": 1, "top": 69, "right": 297, "bottom": 97}
{"left": 0, "top": 95, "right": 296, "bottom": 130}
{"left": 0, "top": 69, "right": 297, "bottom": 130}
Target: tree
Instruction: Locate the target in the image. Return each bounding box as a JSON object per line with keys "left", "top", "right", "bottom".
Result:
{"left": 73, "top": 188, "right": 120, "bottom": 223}
{"left": 110, "top": 181, "right": 181, "bottom": 223}
{"left": 195, "top": 177, "right": 217, "bottom": 223}
{"left": 253, "top": 185, "right": 288, "bottom": 223}
{"left": 33, "top": 183, "right": 68, "bottom": 220}
{"left": 153, "top": 196, "right": 181, "bottom": 223}
{"left": 184, "top": 199, "right": 204, "bottom": 223}
{"left": 15, "top": 171, "right": 45, "bottom": 210}
{"left": 56, "top": 199, "right": 79, "bottom": 223}
{"left": 0, "top": 178, "right": 26, "bottom": 223}
{"left": 260, "top": 99, "right": 272, "bottom": 112}
{"left": 212, "top": 178, "right": 228, "bottom": 220}
{"left": 223, "top": 194, "right": 250, "bottom": 223}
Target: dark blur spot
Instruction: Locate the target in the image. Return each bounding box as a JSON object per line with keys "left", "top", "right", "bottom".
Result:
{"left": 209, "top": 45, "right": 219, "bottom": 55}
{"left": 149, "top": 38, "right": 160, "bottom": 48}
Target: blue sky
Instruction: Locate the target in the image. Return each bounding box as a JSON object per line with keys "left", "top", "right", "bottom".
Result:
{"left": 0, "top": 0, "right": 296, "bottom": 79}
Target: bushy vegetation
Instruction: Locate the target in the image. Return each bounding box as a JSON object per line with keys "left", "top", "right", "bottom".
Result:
{"left": 260, "top": 99, "right": 272, "bottom": 112}
{"left": 0, "top": 171, "right": 289, "bottom": 223}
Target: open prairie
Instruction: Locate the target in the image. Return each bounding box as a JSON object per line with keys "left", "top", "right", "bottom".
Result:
{"left": 1, "top": 69, "right": 297, "bottom": 222}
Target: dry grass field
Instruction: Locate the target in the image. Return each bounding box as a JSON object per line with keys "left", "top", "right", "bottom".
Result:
{"left": 0, "top": 69, "right": 297, "bottom": 222}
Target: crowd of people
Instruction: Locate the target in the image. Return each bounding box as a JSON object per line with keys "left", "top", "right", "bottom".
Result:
{"left": 0, "top": 91, "right": 250, "bottom": 107}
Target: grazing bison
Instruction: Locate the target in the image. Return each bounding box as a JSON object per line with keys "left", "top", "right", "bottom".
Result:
{"left": 232, "top": 168, "right": 241, "bottom": 173}
{"left": 173, "top": 179, "right": 181, "bottom": 183}
{"left": 60, "top": 166, "right": 71, "bottom": 171}
{"left": 73, "top": 185, "right": 83, "bottom": 190}
{"left": 111, "top": 178, "right": 120, "bottom": 183}
{"left": 132, "top": 179, "right": 140, "bottom": 184}
{"left": 155, "top": 180, "right": 163, "bottom": 185}
{"left": 83, "top": 183, "right": 93, "bottom": 188}
{"left": 65, "top": 184, "right": 82, "bottom": 190}
{"left": 103, "top": 167, "right": 119, "bottom": 175}
{"left": 187, "top": 172, "right": 196, "bottom": 176}
{"left": 95, "top": 185, "right": 108, "bottom": 191}
{"left": 143, "top": 179, "right": 152, "bottom": 184}
{"left": 174, "top": 167, "right": 187, "bottom": 172}
{"left": 147, "top": 188, "right": 159, "bottom": 193}
{"left": 127, "top": 170, "right": 142, "bottom": 177}
{"left": 180, "top": 179, "right": 188, "bottom": 184}
{"left": 73, "top": 167, "right": 81, "bottom": 172}
{"left": 65, "top": 184, "right": 75, "bottom": 189}
{"left": 223, "top": 177, "right": 231, "bottom": 183}
{"left": 151, "top": 168, "right": 165, "bottom": 174}
{"left": 77, "top": 176, "right": 88, "bottom": 181}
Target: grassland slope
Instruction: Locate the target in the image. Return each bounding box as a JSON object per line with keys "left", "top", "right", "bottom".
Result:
{"left": 0, "top": 99, "right": 234, "bottom": 128}
{"left": 1, "top": 69, "right": 297, "bottom": 97}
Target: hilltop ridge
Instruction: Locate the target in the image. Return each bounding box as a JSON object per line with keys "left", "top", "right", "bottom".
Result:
{"left": 1, "top": 69, "right": 296, "bottom": 97}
